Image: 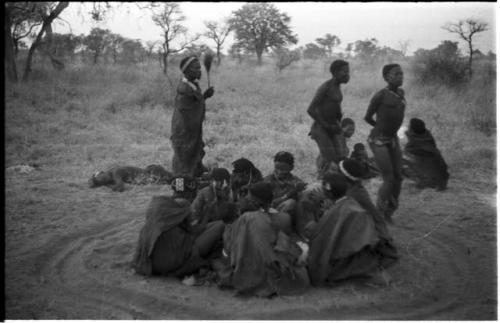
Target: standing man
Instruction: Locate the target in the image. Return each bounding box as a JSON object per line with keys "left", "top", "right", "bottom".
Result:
{"left": 364, "top": 63, "right": 406, "bottom": 223}
{"left": 307, "top": 60, "right": 350, "bottom": 179}
{"left": 171, "top": 55, "right": 215, "bottom": 177}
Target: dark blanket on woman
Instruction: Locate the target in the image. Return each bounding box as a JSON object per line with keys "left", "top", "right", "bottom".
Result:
{"left": 221, "top": 211, "right": 310, "bottom": 297}
{"left": 132, "top": 196, "right": 203, "bottom": 276}
{"left": 403, "top": 130, "right": 449, "bottom": 190}
{"left": 308, "top": 196, "right": 397, "bottom": 286}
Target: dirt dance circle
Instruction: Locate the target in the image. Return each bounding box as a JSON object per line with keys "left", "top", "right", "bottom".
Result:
{"left": 5, "top": 173, "right": 496, "bottom": 320}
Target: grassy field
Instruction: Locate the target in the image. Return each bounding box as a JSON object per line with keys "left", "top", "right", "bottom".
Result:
{"left": 5, "top": 57, "right": 495, "bottom": 182}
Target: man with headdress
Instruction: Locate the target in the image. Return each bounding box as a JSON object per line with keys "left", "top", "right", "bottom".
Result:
{"left": 170, "top": 55, "right": 215, "bottom": 178}
{"left": 402, "top": 118, "right": 449, "bottom": 190}
{"left": 263, "top": 151, "right": 306, "bottom": 232}
{"left": 132, "top": 176, "right": 224, "bottom": 278}
{"left": 306, "top": 172, "right": 398, "bottom": 286}
{"left": 307, "top": 59, "right": 351, "bottom": 179}
{"left": 218, "top": 182, "right": 310, "bottom": 297}
{"left": 230, "top": 158, "right": 263, "bottom": 202}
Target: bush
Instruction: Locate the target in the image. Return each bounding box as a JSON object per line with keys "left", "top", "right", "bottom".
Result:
{"left": 411, "top": 41, "right": 468, "bottom": 86}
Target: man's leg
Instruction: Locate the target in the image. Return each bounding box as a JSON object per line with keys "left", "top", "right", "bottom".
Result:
{"left": 369, "top": 142, "right": 397, "bottom": 220}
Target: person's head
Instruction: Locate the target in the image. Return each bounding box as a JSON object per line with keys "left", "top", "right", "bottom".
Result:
{"left": 273, "top": 151, "right": 294, "bottom": 180}
{"left": 409, "top": 118, "right": 426, "bottom": 135}
{"left": 210, "top": 167, "right": 231, "bottom": 199}
{"left": 338, "top": 159, "right": 365, "bottom": 183}
{"left": 341, "top": 118, "right": 355, "bottom": 138}
{"left": 330, "top": 59, "right": 350, "bottom": 84}
{"left": 351, "top": 143, "right": 368, "bottom": 161}
{"left": 353, "top": 143, "right": 366, "bottom": 152}
{"left": 382, "top": 63, "right": 403, "bottom": 87}
{"left": 180, "top": 55, "right": 201, "bottom": 81}
{"left": 232, "top": 158, "right": 260, "bottom": 181}
{"left": 322, "top": 172, "right": 348, "bottom": 200}
{"left": 171, "top": 176, "right": 198, "bottom": 201}
{"left": 248, "top": 182, "right": 274, "bottom": 211}
{"left": 231, "top": 158, "right": 261, "bottom": 197}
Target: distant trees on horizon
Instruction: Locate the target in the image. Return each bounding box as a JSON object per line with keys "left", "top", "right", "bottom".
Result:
{"left": 5, "top": 2, "right": 494, "bottom": 82}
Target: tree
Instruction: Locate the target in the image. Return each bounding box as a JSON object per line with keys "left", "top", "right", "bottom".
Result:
{"left": 397, "top": 39, "right": 411, "bottom": 57}
{"left": 121, "top": 39, "right": 146, "bottom": 65}
{"left": 228, "top": 42, "right": 245, "bottom": 64}
{"left": 106, "top": 33, "right": 125, "bottom": 64}
{"left": 442, "top": 18, "right": 489, "bottom": 78}
{"left": 151, "top": 2, "right": 200, "bottom": 75}
{"left": 273, "top": 47, "right": 300, "bottom": 72}
{"left": 412, "top": 41, "right": 467, "bottom": 85}
{"left": 9, "top": 3, "right": 42, "bottom": 57}
{"left": 229, "top": 3, "right": 297, "bottom": 65}
{"left": 83, "top": 27, "right": 112, "bottom": 64}
{"left": 375, "top": 46, "right": 404, "bottom": 62}
{"left": 204, "top": 19, "right": 231, "bottom": 66}
{"left": 5, "top": 2, "right": 69, "bottom": 82}
{"left": 144, "top": 40, "right": 159, "bottom": 62}
{"left": 303, "top": 43, "right": 325, "bottom": 60}
{"left": 38, "top": 32, "right": 79, "bottom": 64}
{"left": 315, "top": 33, "right": 340, "bottom": 57}
{"left": 21, "top": 2, "right": 69, "bottom": 80}
{"left": 352, "top": 38, "right": 379, "bottom": 61}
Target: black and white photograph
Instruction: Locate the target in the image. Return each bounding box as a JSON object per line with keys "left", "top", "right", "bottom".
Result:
{"left": 5, "top": 1, "right": 497, "bottom": 320}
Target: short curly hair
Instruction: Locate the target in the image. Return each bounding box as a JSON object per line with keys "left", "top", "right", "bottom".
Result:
{"left": 330, "top": 59, "right": 349, "bottom": 75}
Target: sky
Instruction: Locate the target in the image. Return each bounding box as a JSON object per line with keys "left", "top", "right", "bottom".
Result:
{"left": 53, "top": 2, "right": 497, "bottom": 55}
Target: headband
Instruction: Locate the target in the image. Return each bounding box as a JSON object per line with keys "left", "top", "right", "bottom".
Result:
{"left": 180, "top": 57, "right": 197, "bottom": 73}
{"left": 339, "top": 160, "right": 360, "bottom": 182}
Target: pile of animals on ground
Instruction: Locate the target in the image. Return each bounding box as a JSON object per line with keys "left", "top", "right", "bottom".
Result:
{"left": 88, "top": 57, "right": 449, "bottom": 297}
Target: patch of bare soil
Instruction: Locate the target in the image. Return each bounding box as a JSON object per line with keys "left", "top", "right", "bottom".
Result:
{"left": 5, "top": 168, "right": 497, "bottom": 320}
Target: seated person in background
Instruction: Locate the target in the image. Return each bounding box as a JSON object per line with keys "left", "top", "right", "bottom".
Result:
{"left": 306, "top": 172, "right": 398, "bottom": 286}
{"left": 132, "top": 176, "right": 225, "bottom": 278}
{"left": 341, "top": 117, "right": 355, "bottom": 155}
{"left": 263, "top": 151, "right": 307, "bottom": 221}
{"left": 89, "top": 164, "right": 174, "bottom": 192}
{"left": 403, "top": 118, "right": 449, "bottom": 191}
{"left": 350, "top": 143, "right": 380, "bottom": 179}
{"left": 230, "top": 158, "right": 263, "bottom": 202}
{"left": 191, "top": 168, "right": 238, "bottom": 223}
{"left": 218, "top": 182, "right": 310, "bottom": 297}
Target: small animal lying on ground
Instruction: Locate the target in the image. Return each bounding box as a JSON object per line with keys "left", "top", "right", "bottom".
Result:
{"left": 89, "top": 165, "right": 174, "bottom": 192}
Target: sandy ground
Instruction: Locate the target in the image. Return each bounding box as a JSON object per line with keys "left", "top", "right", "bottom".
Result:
{"left": 5, "top": 166, "right": 497, "bottom": 320}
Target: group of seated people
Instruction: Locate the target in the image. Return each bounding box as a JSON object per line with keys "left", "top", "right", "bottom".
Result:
{"left": 131, "top": 117, "right": 448, "bottom": 297}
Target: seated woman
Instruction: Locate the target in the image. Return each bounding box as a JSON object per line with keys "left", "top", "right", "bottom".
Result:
{"left": 230, "top": 158, "right": 263, "bottom": 202}
{"left": 191, "top": 167, "right": 238, "bottom": 223}
{"left": 263, "top": 151, "right": 307, "bottom": 232}
{"left": 402, "top": 118, "right": 449, "bottom": 191}
{"left": 306, "top": 172, "right": 398, "bottom": 286}
{"left": 132, "top": 176, "right": 225, "bottom": 278}
{"left": 218, "top": 182, "right": 309, "bottom": 297}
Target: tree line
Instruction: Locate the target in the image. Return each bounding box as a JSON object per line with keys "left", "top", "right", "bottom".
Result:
{"left": 5, "top": 2, "right": 491, "bottom": 83}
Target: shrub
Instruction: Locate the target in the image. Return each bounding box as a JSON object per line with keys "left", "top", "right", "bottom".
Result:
{"left": 411, "top": 41, "right": 468, "bottom": 86}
